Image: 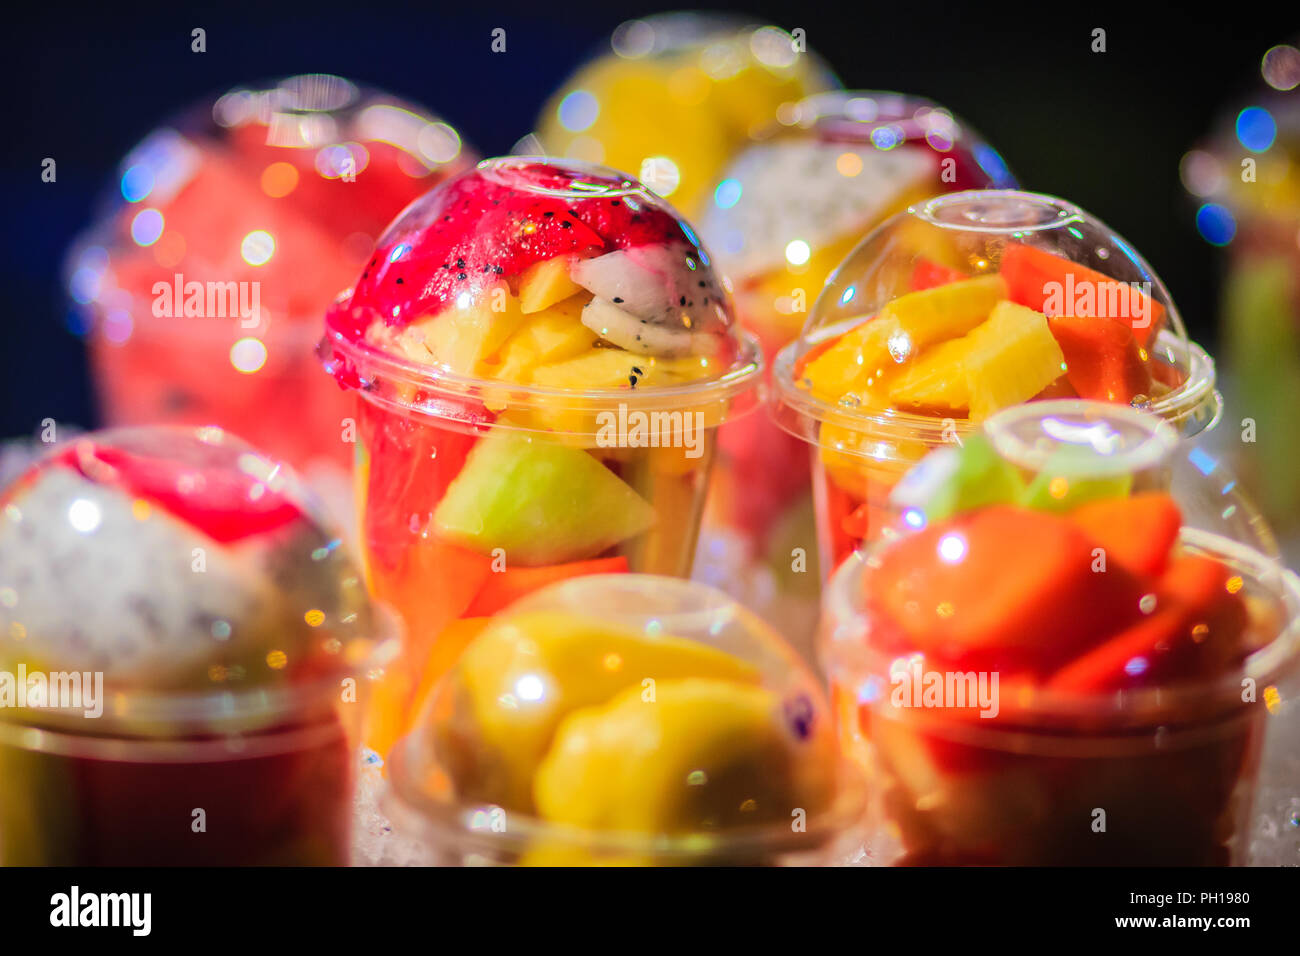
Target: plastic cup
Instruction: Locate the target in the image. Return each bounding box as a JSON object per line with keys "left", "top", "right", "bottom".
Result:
{"left": 65, "top": 73, "right": 474, "bottom": 481}
{"left": 772, "top": 189, "right": 1222, "bottom": 581}
{"left": 385, "top": 573, "right": 864, "bottom": 865}
{"left": 696, "top": 92, "right": 1016, "bottom": 657}
{"left": 0, "top": 426, "right": 396, "bottom": 865}
{"left": 319, "top": 158, "right": 762, "bottom": 757}
{"left": 820, "top": 401, "right": 1300, "bottom": 865}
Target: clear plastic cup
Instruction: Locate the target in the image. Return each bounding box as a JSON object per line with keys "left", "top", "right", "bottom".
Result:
{"left": 772, "top": 189, "right": 1222, "bottom": 581}
{"left": 64, "top": 73, "right": 475, "bottom": 481}
{"left": 532, "top": 13, "right": 836, "bottom": 218}
{"left": 821, "top": 401, "right": 1300, "bottom": 865}
{"left": 696, "top": 92, "right": 1016, "bottom": 658}
{"left": 319, "top": 157, "right": 762, "bottom": 757}
{"left": 385, "top": 573, "right": 864, "bottom": 865}
{"left": 0, "top": 426, "right": 397, "bottom": 865}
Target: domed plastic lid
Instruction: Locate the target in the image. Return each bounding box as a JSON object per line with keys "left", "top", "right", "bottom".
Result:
{"left": 773, "top": 190, "right": 1219, "bottom": 449}
{"left": 1182, "top": 39, "right": 1300, "bottom": 229}
{"left": 65, "top": 74, "right": 475, "bottom": 345}
{"left": 701, "top": 91, "right": 1015, "bottom": 282}
{"left": 823, "top": 401, "right": 1300, "bottom": 722}
{"left": 0, "top": 426, "right": 392, "bottom": 733}
{"left": 322, "top": 158, "right": 761, "bottom": 431}
{"left": 533, "top": 13, "right": 837, "bottom": 215}
{"left": 387, "top": 574, "right": 861, "bottom": 864}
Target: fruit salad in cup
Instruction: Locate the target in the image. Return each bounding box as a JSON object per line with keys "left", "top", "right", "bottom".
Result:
{"left": 822, "top": 401, "right": 1300, "bottom": 866}
{"left": 0, "top": 426, "right": 393, "bottom": 865}
{"left": 534, "top": 13, "right": 836, "bottom": 217}
{"left": 385, "top": 573, "right": 863, "bottom": 865}
{"left": 695, "top": 92, "right": 1014, "bottom": 650}
{"left": 65, "top": 74, "right": 474, "bottom": 479}
{"left": 771, "top": 190, "right": 1222, "bottom": 579}
{"left": 320, "top": 158, "right": 761, "bottom": 757}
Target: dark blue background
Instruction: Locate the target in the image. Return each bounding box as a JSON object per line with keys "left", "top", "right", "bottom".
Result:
{"left": 5, "top": 1, "right": 1292, "bottom": 438}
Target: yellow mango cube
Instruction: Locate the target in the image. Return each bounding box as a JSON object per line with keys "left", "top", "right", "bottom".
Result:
{"left": 518, "top": 256, "right": 583, "bottom": 313}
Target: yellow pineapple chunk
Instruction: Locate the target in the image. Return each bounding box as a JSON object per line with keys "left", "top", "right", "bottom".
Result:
{"left": 411, "top": 282, "right": 527, "bottom": 374}
{"left": 876, "top": 273, "right": 1008, "bottom": 348}
{"left": 494, "top": 294, "right": 598, "bottom": 383}
{"left": 531, "top": 349, "right": 703, "bottom": 389}
{"left": 962, "top": 301, "right": 1066, "bottom": 420}
{"left": 888, "top": 336, "right": 975, "bottom": 414}
{"left": 518, "top": 256, "right": 583, "bottom": 313}
{"left": 801, "top": 274, "right": 1006, "bottom": 404}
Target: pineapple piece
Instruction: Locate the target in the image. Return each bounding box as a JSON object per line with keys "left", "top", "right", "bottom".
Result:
{"left": 518, "top": 256, "right": 583, "bottom": 313}
{"left": 494, "top": 294, "right": 598, "bottom": 383}
{"left": 801, "top": 318, "right": 904, "bottom": 404}
{"left": 962, "top": 301, "right": 1066, "bottom": 420}
{"left": 802, "top": 274, "right": 1006, "bottom": 404}
{"left": 888, "top": 336, "right": 975, "bottom": 415}
{"left": 531, "top": 349, "right": 701, "bottom": 389}
{"left": 411, "top": 282, "right": 527, "bottom": 374}
{"left": 876, "top": 273, "right": 1008, "bottom": 348}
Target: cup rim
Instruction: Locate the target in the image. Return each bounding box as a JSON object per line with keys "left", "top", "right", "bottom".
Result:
{"left": 383, "top": 734, "right": 868, "bottom": 864}
{"left": 770, "top": 327, "right": 1221, "bottom": 448}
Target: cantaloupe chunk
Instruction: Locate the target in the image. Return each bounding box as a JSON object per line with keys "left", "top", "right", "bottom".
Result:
{"left": 519, "top": 256, "right": 583, "bottom": 313}
{"left": 962, "top": 301, "right": 1066, "bottom": 420}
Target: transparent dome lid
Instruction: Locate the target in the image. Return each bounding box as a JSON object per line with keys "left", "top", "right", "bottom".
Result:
{"left": 388, "top": 573, "right": 860, "bottom": 863}
{"left": 823, "top": 400, "right": 1299, "bottom": 718}
{"left": 0, "top": 426, "right": 390, "bottom": 729}
{"left": 533, "top": 13, "right": 837, "bottom": 216}
{"left": 1182, "top": 39, "right": 1300, "bottom": 229}
{"left": 323, "top": 157, "right": 761, "bottom": 424}
{"left": 65, "top": 73, "right": 475, "bottom": 343}
{"left": 773, "top": 190, "right": 1220, "bottom": 447}
{"left": 701, "top": 91, "right": 1016, "bottom": 283}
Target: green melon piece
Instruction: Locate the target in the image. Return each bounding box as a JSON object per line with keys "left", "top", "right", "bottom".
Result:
{"left": 1019, "top": 445, "right": 1133, "bottom": 514}
{"left": 434, "top": 432, "right": 657, "bottom": 565}
{"left": 897, "top": 435, "right": 1026, "bottom": 523}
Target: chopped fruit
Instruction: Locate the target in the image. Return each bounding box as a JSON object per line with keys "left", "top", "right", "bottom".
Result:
{"left": 433, "top": 431, "right": 657, "bottom": 565}
{"left": 518, "top": 256, "right": 583, "bottom": 313}
{"left": 1047, "top": 555, "right": 1248, "bottom": 692}
{"left": 1019, "top": 445, "right": 1134, "bottom": 514}
{"left": 411, "top": 283, "right": 528, "bottom": 373}
{"left": 877, "top": 274, "right": 1009, "bottom": 352}
{"left": 866, "top": 506, "right": 1145, "bottom": 674}
{"left": 530, "top": 348, "right": 705, "bottom": 389}
{"left": 890, "top": 436, "right": 1027, "bottom": 523}
{"left": 55, "top": 443, "right": 301, "bottom": 544}
{"left": 1068, "top": 492, "right": 1182, "bottom": 577}
{"left": 534, "top": 679, "right": 835, "bottom": 833}
{"left": 910, "top": 259, "right": 967, "bottom": 291}
{"left": 1048, "top": 315, "right": 1154, "bottom": 404}
{"left": 493, "top": 295, "right": 598, "bottom": 382}
{"left": 962, "top": 301, "right": 1066, "bottom": 420}
{"left": 465, "top": 556, "right": 630, "bottom": 616}
{"left": 999, "top": 243, "right": 1164, "bottom": 348}
{"left": 436, "top": 612, "right": 761, "bottom": 811}
{"left": 802, "top": 275, "right": 1006, "bottom": 403}
{"left": 801, "top": 317, "right": 902, "bottom": 402}
{"left": 888, "top": 336, "right": 975, "bottom": 414}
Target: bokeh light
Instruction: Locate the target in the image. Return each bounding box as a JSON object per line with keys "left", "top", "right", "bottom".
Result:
{"left": 1236, "top": 106, "right": 1277, "bottom": 153}
{"left": 1196, "top": 202, "right": 1237, "bottom": 246}
{"left": 130, "top": 208, "right": 164, "bottom": 246}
